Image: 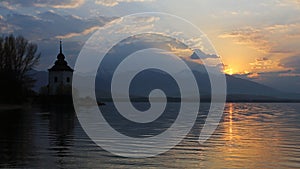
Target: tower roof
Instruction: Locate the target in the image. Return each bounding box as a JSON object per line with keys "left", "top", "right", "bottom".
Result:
{"left": 49, "top": 41, "right": 73, "bottom": 72}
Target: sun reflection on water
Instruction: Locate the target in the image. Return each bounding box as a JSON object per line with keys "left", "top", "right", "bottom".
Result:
{"left": 229, "top": 103, "right": 233, "bottom": 139}
{"left": 198, "top": 103, "right": 300, "bottom": 169}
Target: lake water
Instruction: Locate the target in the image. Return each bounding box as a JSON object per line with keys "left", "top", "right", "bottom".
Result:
{"left": 0, "top": 103, "right": 300, "bottom": 168}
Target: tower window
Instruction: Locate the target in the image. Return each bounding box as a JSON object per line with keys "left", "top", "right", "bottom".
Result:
{"left": 67, "top": 77, "right": 70, "bottom": 83}
{"left": 54, "top": 77, "right": 58, "bottom": 83}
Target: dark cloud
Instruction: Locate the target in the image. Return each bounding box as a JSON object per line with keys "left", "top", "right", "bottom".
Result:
{"left": 281, "top": 55, "right": 300, "bottom": 73}
{"left": 1, "top": 0, "right": 85, "bottom": 9}
{"left": 219, "top": 27, "right": 272, "bottom": 53}
{"left": 95, "top": 0, "right": 155, "bottom": 7}
{"left": 269, "top": 49, "right": 293, "bottom": 54}
{"left": 255, "top": 57, "right": 269, "bottom": 62}
{"left": 0, "top": 11, "right": 113, "bottom": 70}
{"left": 233, "top": 55, "right": 300, "bottom": 93}
{"left": 233, "top": 72, "right": 258, "bottom": 80}
{"left": 259, "top": 70, "right": 293, "bottom": 76}
{"left": 233, "top": 69, "right": 299, "bottom": 93}
{"left": 0, "top": 11, "right": 111, "bottom": 40}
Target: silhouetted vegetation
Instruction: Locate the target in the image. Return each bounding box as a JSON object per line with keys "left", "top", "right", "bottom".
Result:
{"left": 0, "top": 35, "right": 40, "bottom": 104}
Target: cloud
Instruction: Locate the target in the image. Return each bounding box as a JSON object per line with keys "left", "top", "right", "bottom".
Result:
{"left": 102, "top": 15, "right": 159, "bottom": 35}
{"left": 159, "top": 43, "right": 221, "bottom": 67}
{"left": 219, "top": 22, "right": 300, "bottom": 58}
{"left": 37, "top": 0, "right": 85, "bottom": 9}
{"left": 94, "top": 0, "right": 155, "bottom": 7}
{"left": 0, "top": 11, "right": 113, "bottom": 70}
{"left": 233, "top": 72, "right": 260, "bottom": 79}
{"left": 0, "top": 22, "right": 14, "bottom": 34}
{"left": 56, "top": 26, "right": 102, "bottom": 39}
{"left": 165, "top": 44, "right": 223, "bottom": 68}
{"left": 183, "top": 37, "right": 205, "bottom": 51}
{"left": 166, "top": 43, "right": 192, "bottom": 57}
{"left": 276, "top": 0, "right": 300, "bottom": 8}
{"left": 0, "top": 0, "right": 85, "bottom": 9}
{"left": 255, "top": 57, "right": 269, "bottom": 62}
{"left": 0, "top": 11, "right": 111, "bottom": 40}
{"left": 234, "top": 69, "right": 294, "bottom": 81}
{"left": 0, "top": 1, "right": 17, "bottom": 10}
{"left": 265, "top": 23, "right": 300, "bottom": 39}
{"left": 249, "top": 57, "right": 284, "bottom": 71}
{"left": 265, "top": 24, "right": 290, "bottom": 33}
{"left": 132, "top": 16, "right": 160, "bottom": 23}
{"left": 231, "top": 53, "right": 300, "bottom": 92}
{"left": 281, "top": 55, "right": 300, "bottom": 74}
{"left": 219, "top": 27, "right": 272, "bottom": 53}
{"left": 232, "top": 54, "right": 300, "bottom": 92}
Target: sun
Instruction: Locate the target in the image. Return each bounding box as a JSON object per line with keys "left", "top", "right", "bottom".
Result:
{"left": 224, "top": 67, "right": 234, "bottom": 75}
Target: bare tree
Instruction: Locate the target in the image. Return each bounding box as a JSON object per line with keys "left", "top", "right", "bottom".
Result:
{"left": 0, "top": 34, "right": 40, "bottom": 103}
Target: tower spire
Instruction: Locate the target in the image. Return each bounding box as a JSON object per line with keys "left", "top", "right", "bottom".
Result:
{"left": 60, "top": 40, "right": 62, "bottom": 54}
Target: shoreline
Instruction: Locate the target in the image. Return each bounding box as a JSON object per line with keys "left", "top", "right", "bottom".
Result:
{"left": 0, "top": 104, "right": 31, "bottom": 111}
{"left": 0, "top": 99, "right": 299, "bottom": 110}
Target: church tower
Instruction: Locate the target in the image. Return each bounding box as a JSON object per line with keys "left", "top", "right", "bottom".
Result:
{"left": 48, "top": 41, "right": 73, "bottom": 95}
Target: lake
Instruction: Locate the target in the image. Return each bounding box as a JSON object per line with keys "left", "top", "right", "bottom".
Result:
{"left": 0, "top": 103, "right": 299, "bottom": 168}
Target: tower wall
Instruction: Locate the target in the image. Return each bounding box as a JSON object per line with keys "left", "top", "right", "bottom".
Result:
{"left": 48, "top": 71, "right": 73, "bottom": 95}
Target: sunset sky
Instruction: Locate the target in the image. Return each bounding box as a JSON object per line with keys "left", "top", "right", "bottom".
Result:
{"left": 0, "top": 0, "right": 299, "bottom": 92}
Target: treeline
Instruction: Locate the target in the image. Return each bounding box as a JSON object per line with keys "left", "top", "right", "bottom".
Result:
{"left": 0, "top": 34, "right": 40, "bottom": 104}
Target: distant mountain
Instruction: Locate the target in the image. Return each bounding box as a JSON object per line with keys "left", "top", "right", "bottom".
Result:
{"left": 32, "top": 65, "right": 300, "bottom": 102}
{"left": 94, "top": 65, "right": 298, "bottom": 101}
